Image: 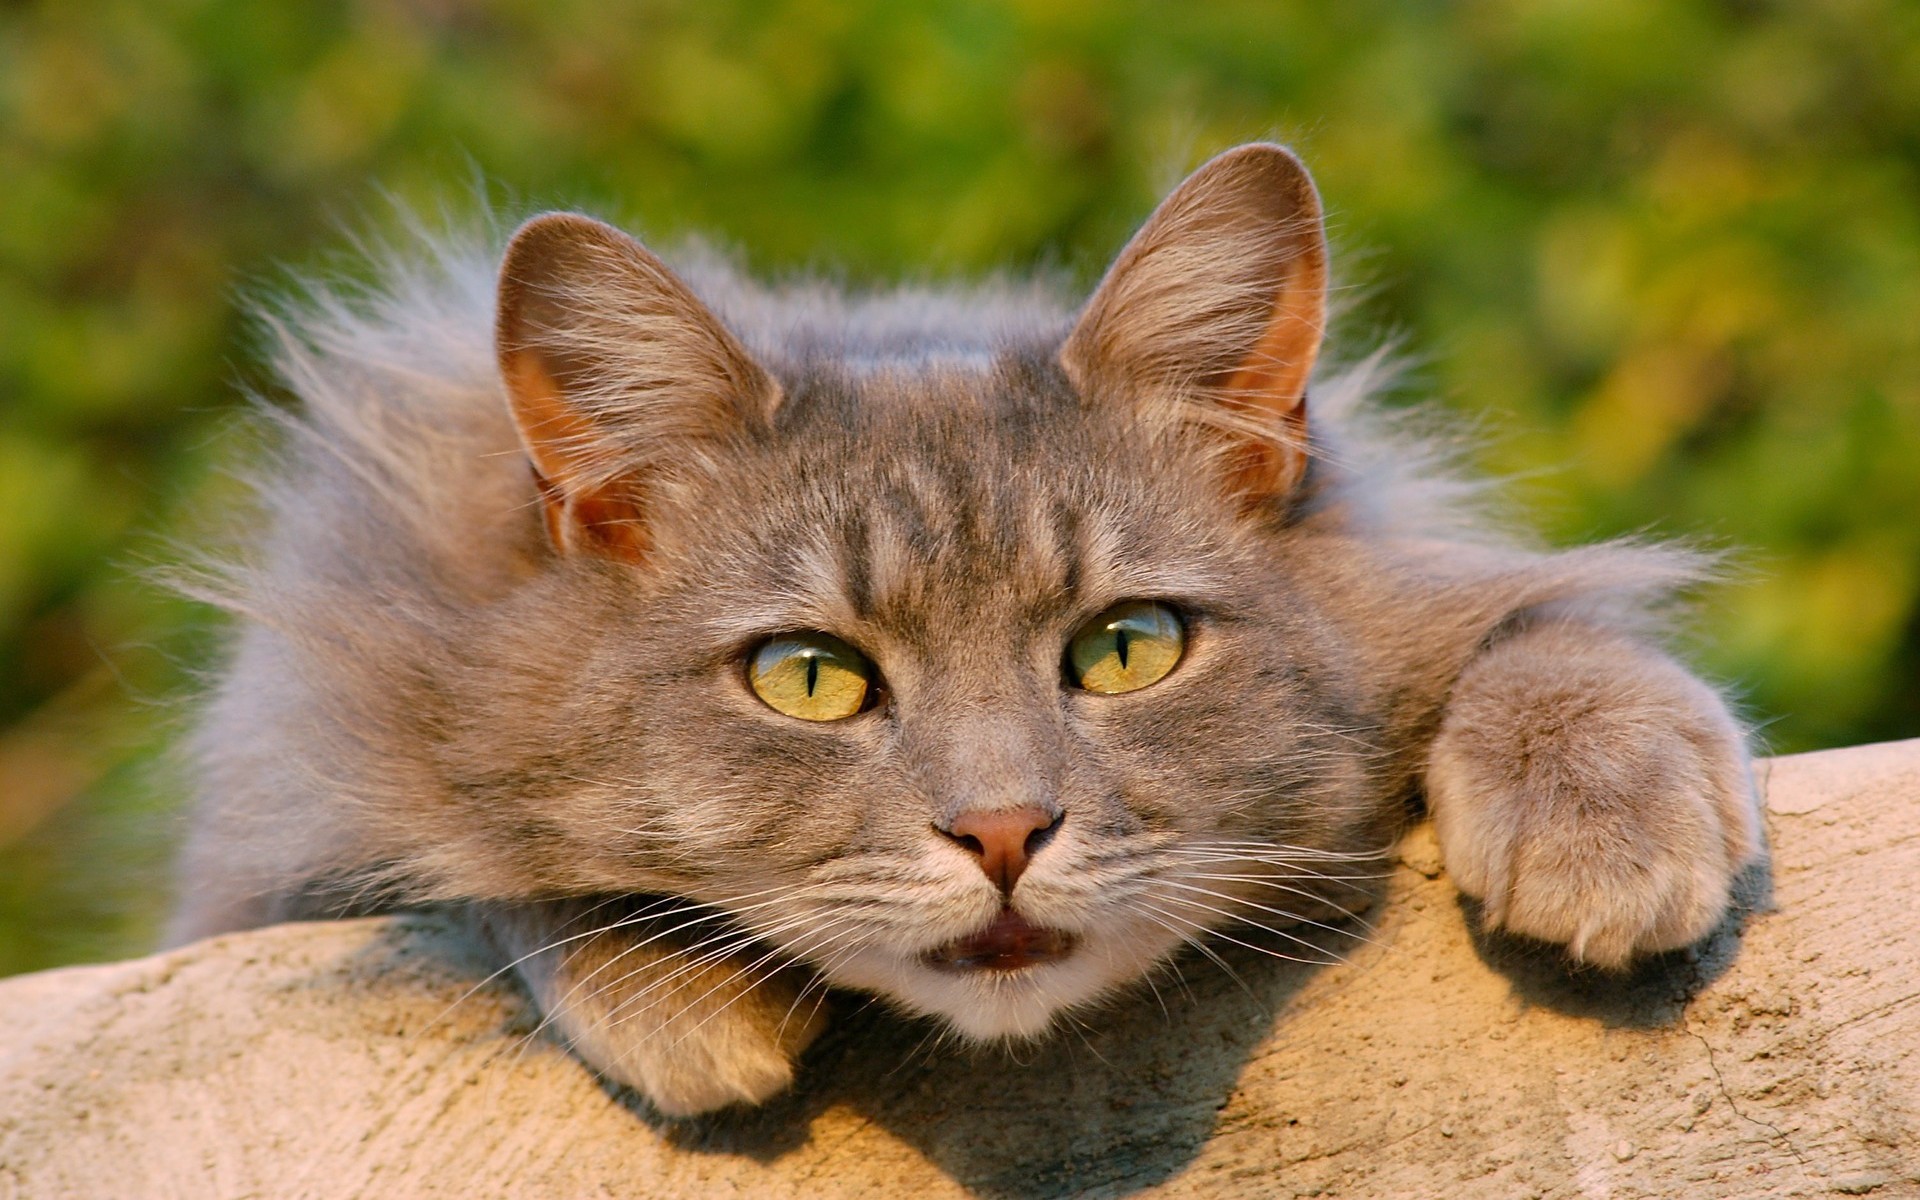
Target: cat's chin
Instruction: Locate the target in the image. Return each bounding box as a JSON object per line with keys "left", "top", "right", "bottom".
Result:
{"left": 822, "top": 917, "right": 1181, "bottom": 1042}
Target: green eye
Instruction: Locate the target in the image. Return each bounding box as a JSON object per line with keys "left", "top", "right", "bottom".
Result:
{"left": 1068, "top": 600, "right": 1185, "bottom": 695}
{"left": 749, "top": 633, "right": 875, "bottom": 721}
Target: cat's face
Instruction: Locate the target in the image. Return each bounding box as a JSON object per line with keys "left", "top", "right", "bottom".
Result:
{"left": 474, "top": 145, "right": 1387, "bottom": 1037}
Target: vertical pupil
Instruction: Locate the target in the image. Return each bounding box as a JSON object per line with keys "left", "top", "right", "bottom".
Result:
{"left": 805, "top": 652, "right": 820, "bottom": 697}
{"left": 1115, "top": 627, "right": 1130, "bottom": 669}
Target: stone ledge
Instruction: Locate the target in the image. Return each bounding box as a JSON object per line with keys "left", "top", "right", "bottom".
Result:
{"left": 3, "top": 741, "right": 1918, "bottom": 1199}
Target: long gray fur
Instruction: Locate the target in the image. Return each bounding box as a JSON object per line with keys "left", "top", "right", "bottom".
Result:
{"left": 170, "top": 145, "right": 1758, "bottom": 1117}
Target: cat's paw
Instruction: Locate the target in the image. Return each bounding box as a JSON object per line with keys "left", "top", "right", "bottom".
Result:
{"left": 1425, "top": 627, "right": 1762, "bottom": 969}
{"left": 482, "top": 901, "right": 829, "bottom": 1117}
{"left": 549, "top": 963, "right": 827, "bottom": 1117}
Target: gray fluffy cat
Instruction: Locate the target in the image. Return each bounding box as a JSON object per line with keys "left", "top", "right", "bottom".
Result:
{"left": 170, "top": 145, "right": 1760, "bottom": 1117}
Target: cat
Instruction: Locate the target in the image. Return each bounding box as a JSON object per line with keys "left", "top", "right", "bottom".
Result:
{"left": 168, "top": 144, "right": 1761, "bottom": 1118}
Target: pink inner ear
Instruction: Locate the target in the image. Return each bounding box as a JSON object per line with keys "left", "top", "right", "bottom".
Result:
{"left": 494, "top": 211, "right": 783, "bottom": 564}
{"left": 504, "top": 350, "right": 652, "bottom": 561}
{"left": 1216, "top": 251, "right": 1325, "bottom": 504}
{"left": 560, "top": 487, "right": 651, "bottom": 559}
{"left": 1057, "top": 145, "right": 1331, "bottom": 511}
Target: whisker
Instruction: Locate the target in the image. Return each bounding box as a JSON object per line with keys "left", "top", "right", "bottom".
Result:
{"left": 1145, "top": 894, "right": 1348, "bottom": 966}
{"left": 598, "top": 909, "right": 861, "bottom": 1035}
{"left": 1129, "top": 904, "right": 1255, "bottom": 998}
{"left": 615, "top": 918, "right": 868, "bottom": 1070}
{"left": 589, "top": 915, "right": 833, "bottom": 1030}
{"left": 1169, "top": 839, "right": 1392, "bottom": 861}
{"left": 418, "top": 893, "right": 707, "bottom": 1038}
{"left": 497, "top": 884, "right": 839, "bottom": 1057}
{"left": 1157, "top": 879, "right": 1377, "bottom": 941}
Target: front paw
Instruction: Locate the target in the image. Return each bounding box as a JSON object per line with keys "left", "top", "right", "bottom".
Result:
{"left": 1426, "top": 631, "right": 1762, "bottom": 969}
{"left": 482, "top": 901, "right": 829, "bottom": 1117}
{"left": 543, "top": 960, "right": 828, "bottom": 1117}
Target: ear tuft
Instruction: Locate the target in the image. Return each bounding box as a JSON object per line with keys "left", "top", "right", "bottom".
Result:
{"left": 496, "top": 213, "right": 778, "bottom": 559}
{"left": 1062, "top": 144, "right": 1328, "bottom": 506}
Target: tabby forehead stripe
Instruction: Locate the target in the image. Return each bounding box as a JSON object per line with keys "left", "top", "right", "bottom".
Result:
{"left": 852, "top": 468, "right": 1089, "bottom": 620}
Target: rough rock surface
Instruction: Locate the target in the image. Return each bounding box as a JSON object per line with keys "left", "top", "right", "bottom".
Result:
{"left": 1, "top": 741, "right": 1917, "bottom": 1199}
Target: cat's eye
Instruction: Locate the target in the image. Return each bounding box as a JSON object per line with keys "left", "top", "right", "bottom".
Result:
{"left": 1067, "top": 600, "right": 1185, "bottom": 694}
{"left": 748, "top": 632, "right": 876, "bottom": 721}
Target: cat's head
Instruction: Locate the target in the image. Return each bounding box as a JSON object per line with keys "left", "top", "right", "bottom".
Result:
{"left": 474, "top": 145, "right": 1387, "bottom": 1038}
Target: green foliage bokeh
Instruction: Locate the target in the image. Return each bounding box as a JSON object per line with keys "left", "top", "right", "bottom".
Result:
{"left": 2, "top": 0, "right": 1916, "bottom": 975}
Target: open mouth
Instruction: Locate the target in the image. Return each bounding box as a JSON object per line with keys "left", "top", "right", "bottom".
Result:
{"left": 922, "top": 909, "right": 1078, "bottom": 973}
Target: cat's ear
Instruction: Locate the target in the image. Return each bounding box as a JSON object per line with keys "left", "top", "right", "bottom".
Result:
{"left": 497, "top": 213, "right": 779, "bottom": 559}
{"left": 1061, "top": 143, "right": 1327, "bottom": 506}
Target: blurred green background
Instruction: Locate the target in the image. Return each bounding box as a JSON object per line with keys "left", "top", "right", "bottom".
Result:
{"left": 2, "top": 0, "right": 1916, "bottom": 977}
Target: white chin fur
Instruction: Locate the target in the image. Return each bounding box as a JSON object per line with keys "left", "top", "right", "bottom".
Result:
{"left": 822, "top": 925, "right": 1181, "bottom": 1041}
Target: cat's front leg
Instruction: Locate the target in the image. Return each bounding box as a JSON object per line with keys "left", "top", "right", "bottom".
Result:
{"left": 1424, "top": 620, "right": 1762, "bottom": 968}
{"left": 475, "top": 897, "right": 828, "bottom": 1117}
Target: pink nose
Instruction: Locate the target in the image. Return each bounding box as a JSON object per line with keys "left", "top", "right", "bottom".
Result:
{"left": 938, "top": 806, "right": 1061, "bottom": 894}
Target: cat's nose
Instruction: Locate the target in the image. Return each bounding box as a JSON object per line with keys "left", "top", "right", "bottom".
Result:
{"left": 936, "top": 806, "right": 1062, "bottom": 895}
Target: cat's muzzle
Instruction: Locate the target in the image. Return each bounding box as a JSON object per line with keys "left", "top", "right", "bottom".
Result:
{"left": 921, "top": 909, "right": 1077, "bottom": 973}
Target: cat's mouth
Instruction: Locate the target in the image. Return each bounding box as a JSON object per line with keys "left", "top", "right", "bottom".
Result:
{"left": 921, "top": 909, "right": 1078, "bottom": 973}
